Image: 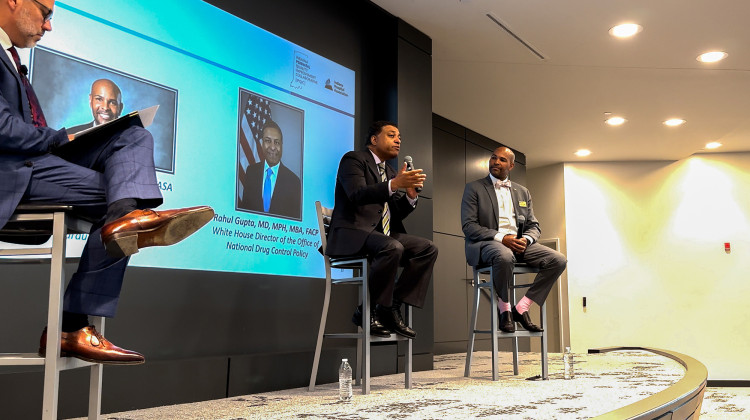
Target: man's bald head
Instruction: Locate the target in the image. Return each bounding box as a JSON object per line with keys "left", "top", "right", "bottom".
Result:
{"left": 88, "top": 78, "right": 123, "bottom": 125}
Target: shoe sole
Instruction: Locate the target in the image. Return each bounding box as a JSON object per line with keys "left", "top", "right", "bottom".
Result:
{"left": 514, "top": 323, "right": 544, "bottom": 332}
{"left": 391, "top": 329, "right": 416, "bottom": 339}
{"left": 380, "top": 320, "right": 416, "bottom": 338}
{"left": 105, "top": 207, "right": 214, "bottom": 258}
{"left": 38, "top": 349, "right": 145, "bottom": 365}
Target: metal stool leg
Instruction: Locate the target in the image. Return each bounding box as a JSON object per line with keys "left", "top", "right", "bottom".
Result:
{"left": 541, "top": 302, "right": 548, "bottom": 379}
{"left": 405, "top": 305, "right": 412, "bottom": 388}
{"left": 42, "top": 211, "right": 67, "bottom": 420}
{"left": 361, "top": 275, "right": 370, "bottom": 395}
{"left": 464, "top": 269, "right": 482, "bottom": 377}
{"left": 511, "top": 272, "right": 519, "bottom": 376}
{"left": 309, "top": 264, "right": 333, "bottom": 390}
{"left": 88, "top": 317, "right": 105, "bottom": 419}
{"left": 489, "top": 272, "right": 499, "bottom": 381}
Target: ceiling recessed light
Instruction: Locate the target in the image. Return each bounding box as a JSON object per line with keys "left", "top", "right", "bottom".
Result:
{"left": 575, "top": 149, "right": 592, "bottom": 157}
{"left": 705, "top": 142, "right": 722, "bottom": 149}
{"left": 697, "top": 51, "right": 727, "bottom": 63}
{"left": 663, "top": 118, "right": 686, "bottom": 127}
{"left": 605, "top": 116, "right": 626, "bottom": 126}
{"left": 609, "top": 23, "right": 643, "bottom": 38}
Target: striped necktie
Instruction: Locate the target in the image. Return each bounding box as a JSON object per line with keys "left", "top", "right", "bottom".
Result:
{"left": 377, "top": 162, "right": 391, "bottom": 236}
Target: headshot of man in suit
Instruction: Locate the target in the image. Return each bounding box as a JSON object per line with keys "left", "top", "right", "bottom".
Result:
{"left": 68, "top": 78, "right": 123, "bottom": 133}
{"left": 240, "top": 120, "right": 302, "bottom": 219}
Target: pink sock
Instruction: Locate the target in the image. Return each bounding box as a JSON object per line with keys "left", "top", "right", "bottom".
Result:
{"left": 515, "top": 296, "right": 534, "bottom": 314}
{"left": 498, "top": 298, "right": 511, "bottom": 313}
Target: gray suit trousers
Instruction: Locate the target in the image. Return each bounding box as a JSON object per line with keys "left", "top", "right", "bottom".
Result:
{"left": 479, "top": 240, "right": 566, "bottom": 305}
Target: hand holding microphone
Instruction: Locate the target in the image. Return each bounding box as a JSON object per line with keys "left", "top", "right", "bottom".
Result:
{"left": 516, "top": 215, "right": 525, "bottom": 239}
{"left": 514, "top": 215, "right": 528, "bottom": 253}
{"left": 404, "top": 156, "right": 423, "bottom": 193}
{"left": 502, "top": 215, "right": 528, "bottom": 253}
{"left": 391, "top": 155, "right": 425, "bottom": 198}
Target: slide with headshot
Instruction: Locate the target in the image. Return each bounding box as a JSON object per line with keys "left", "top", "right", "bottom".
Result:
{"left": 17, "top": 0, "right": 355, "bottom": 279}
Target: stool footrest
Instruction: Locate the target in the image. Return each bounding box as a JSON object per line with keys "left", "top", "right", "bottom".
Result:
{"left": 473, "top": 329, "right": 545, "bottom": 337}
{"left": 0, "top": 353, "right": 45, "bottom": 366}
{"left": 0, "top": 248, "right": 52, "bottom": 257}
{"left": 323, "top": 332, "right": 410, "bottom": 342}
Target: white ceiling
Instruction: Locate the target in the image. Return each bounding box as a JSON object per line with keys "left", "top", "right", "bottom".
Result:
{"left": 370, "top": 0, "right": 750, "bottom": 168}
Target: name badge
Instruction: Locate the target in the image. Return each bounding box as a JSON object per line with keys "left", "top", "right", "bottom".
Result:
{"left": 519, "top": 201, "right": 527, "bottom": 207}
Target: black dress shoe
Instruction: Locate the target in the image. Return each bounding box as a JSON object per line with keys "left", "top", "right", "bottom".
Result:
{"left": 376, "top": 304, "right": 416, "bottom": 339}
{"left": 352, "top": 306, "right": 391, "bottom": 337}
{"left": 512, "top": 306, "right": 543, "bottom": 332}
{"left": 498, "top": 310, "right": 515, "bottom": 333}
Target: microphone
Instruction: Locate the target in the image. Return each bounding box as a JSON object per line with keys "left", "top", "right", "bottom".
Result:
{"left": 516, "top": 215, "right": 525, "bottom": 239}
{"left": 19, "top": 65, "right": 28, "bottom": 77}
{"left": 403, "top": 156, "right": 422, "bottom": 193}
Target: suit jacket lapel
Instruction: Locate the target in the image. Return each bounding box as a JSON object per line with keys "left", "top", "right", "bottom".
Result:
{"left": 364, "top": 152, "right": 378, "bottom": 185}
{"left": 511, "top": 183, "right": 530, "bottom": 217}
{"left": 0, "top": 50, "right": 29, "bottom": 120}
{"left": 481, "top": 176, "right": 499, "bottom": 228}
{"left": 0, "top": 50, "right": 20, "bottom": 84}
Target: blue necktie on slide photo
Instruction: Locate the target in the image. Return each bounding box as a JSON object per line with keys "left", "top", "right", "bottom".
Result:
{"left": 263, "top": 167, "right": 273, "bottom": 212}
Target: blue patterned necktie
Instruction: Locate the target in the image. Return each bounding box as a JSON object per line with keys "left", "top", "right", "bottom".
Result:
{"left": 378, "top": 162, "right": 391, "bottom": 236}
{"left": 263, "top": 167, "right": 273, "bottom": 212}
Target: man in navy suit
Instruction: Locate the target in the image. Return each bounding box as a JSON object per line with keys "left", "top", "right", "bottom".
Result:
{"left": 326, "top": 121, "right": 438, "bottom": 338}
{"left": 67, "top": 78, "right": 124, "bottom": 134}
{"left": 0, "top": 0, "right": 212, "bottom": 364}
{"left": 461, "top": 146, "right": 567, "bottom": 333}
{"left": 240, "top": 120, "right": 301, "bottom": 219}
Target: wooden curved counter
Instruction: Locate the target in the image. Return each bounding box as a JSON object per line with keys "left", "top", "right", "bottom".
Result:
{"left": 590, "top": 346, "right": 708, "bottom": 419}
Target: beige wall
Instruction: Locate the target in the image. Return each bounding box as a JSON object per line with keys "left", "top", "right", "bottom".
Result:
{"left": 557, "top": 152, "right": 750, "bottom": 380}
{"left": 527, "top": 163, "right": 569, "bottom": 351}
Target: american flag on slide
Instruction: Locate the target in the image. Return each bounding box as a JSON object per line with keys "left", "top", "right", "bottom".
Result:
{"left": 238, "top": 93, "right": 272, "bottom": 201}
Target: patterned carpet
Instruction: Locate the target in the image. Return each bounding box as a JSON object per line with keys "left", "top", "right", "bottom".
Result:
{"left": 69, "top": 350, "right": 749, "bottom": 419}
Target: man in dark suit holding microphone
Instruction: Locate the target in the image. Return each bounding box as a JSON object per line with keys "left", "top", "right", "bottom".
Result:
{"left": 326, "top": 121, "right": 438, "bottom": 338}
{"left": 461, "top": 146, "right": 566, "bottom": 333}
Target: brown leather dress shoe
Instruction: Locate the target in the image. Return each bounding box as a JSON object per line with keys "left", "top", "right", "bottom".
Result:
{"left": 39, "top": 326, "right": 145, "bottom": 365}
{"left": 101, "top": 206, "right": 214, "bottom": 257}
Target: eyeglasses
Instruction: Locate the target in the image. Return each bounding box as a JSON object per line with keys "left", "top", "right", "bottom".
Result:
{"left": 30, "top": 0, "right": 53, "bottom": 23}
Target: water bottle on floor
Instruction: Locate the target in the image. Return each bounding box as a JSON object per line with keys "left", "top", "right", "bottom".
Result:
{"left": 563, "top": 347, "right": 574, "bottom": 380}
{"left": 339, "top": 358, "right": 352, "bottom": 401}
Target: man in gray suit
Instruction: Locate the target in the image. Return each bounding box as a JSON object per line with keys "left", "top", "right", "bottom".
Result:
{"left": 461, "top": 146, "right": 566, "bottom": 333}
